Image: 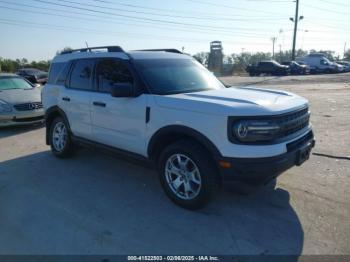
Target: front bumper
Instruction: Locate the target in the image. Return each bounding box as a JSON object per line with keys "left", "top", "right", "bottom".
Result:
{"left": 0, "top": 110, "right": 45, "bottom": 127}
{"left": 218, "top": 130, "right": 315, "bottom": 186}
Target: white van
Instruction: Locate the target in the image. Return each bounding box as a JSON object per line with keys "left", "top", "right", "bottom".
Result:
{"left": 296, "top": 54, "right": 342, "bottom": 73}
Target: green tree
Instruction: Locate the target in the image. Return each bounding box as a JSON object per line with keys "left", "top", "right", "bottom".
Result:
{"left": 193, "top": 52, "right": 209, "bottom": 67}
{"left": 0, "top": 59, "right": 19, "bottom": 72}
{"left": 56, "top": 47, "right": 73, "bottom": 55}
{"left": 344, "top": 49, "right": 350, "bottom": 61}
{"left": 0, "top": 58, "right": 51, "bottom": 73}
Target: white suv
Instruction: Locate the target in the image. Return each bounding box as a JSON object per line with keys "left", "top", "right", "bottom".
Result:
{"left": 42, "top": 46, "right": 315, "bottom": 209}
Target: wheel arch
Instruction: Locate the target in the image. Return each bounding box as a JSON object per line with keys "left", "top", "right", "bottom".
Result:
{"left": 45, "top": 106, "right": 71, "bottom": 145}
{"left": 147, "top": 125, "right": 222, "bottom": 162}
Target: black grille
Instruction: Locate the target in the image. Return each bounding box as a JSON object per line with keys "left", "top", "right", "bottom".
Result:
{"left": 275, "top": 107, "right": 310, "bottom": 138}
{"left": 14, "top": 102, "right": 43, "bottom": 111}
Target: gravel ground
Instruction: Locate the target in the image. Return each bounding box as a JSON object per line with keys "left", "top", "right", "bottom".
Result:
{"left": 0, "top": 73, "right": 349, "bottom": 255}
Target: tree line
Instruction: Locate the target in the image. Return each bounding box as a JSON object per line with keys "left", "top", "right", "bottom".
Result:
{"left": 0, "top": 47, "right": 72, "bottom": 73}
{"left": 1, "top": 48, "right": 349, "bottom": 74}
{"left": 0, "top": 58, "right": 51, "bottom": 73}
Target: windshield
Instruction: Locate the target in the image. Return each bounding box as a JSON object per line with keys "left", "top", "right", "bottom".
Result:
{"left": 134, "top": 59, "right": 225, "bottom": 95}
{"left": 0, "top": 77, "right": 33, "bottom": 91}
{"left": 24, "top": 69, "right": 41, "bottom": 75}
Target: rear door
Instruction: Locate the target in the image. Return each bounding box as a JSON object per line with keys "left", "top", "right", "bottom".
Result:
{"left": 61, "top": 58, "right": 95, "bottom": 139}
{"left": 90, "top": 58, "right": 147, "bottom": 155}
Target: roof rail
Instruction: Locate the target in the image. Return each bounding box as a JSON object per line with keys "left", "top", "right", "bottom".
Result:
{"left": 60, "top": 46, "right": 124, "bottom": 55}
{"left": 134, "top": 49, "right": 182, "bottom": 54}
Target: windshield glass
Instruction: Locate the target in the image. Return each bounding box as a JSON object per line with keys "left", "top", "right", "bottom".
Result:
{"left": 0, "top": 77, "right": 33, "bottom": 91}
{"left": 24, "top": 69, "right": 41, "bottom": 75}
{"left": 134, "top": 59, "right": 225, "bottom": 95}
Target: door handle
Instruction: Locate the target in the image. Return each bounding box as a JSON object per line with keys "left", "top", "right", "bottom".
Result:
{"left": 93, "top": 101, "right": 106, "bottom": 107}
{"left": 62, "top": 97, "right": 70, "bottom": 102}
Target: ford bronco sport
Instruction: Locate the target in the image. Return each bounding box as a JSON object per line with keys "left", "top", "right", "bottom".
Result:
{"left": 42, "top": 46, "right": 315, "bottom": 209}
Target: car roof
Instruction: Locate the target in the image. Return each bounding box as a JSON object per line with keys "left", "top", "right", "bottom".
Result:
{"left": 127, "top": 51, "right": 190, "bottom": 60}
{"left": 52, "top": 50, "right": 190, "bottom": 63}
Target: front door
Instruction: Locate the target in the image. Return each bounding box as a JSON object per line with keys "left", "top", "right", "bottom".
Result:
{"left": 91, "top": 58, "right": 147, "bottom": 155}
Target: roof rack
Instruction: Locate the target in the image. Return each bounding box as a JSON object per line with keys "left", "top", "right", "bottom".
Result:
{"left": 134, "top": 49, "right": 182, "bottom": 54}
{"left": 60, "top": 46, "right": 124, "bottom": 55}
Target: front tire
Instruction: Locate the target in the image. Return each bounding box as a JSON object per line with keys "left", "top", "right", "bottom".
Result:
{"left": 49, "top": 117, "right": 73, "bottom": 158}
{"left": 158, "top": 140, "right": 218, "bottom": 210}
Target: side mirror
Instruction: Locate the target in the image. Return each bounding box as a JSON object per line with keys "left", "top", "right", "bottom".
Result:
{"left": 34, "top": 83, "right": 41, "bottom": 88}
{"left": 110, "top": 83, "right": 134, "bottom": 97}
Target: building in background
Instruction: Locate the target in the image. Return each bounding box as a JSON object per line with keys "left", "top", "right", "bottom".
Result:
{"left": 208, "top": 41, "right": 223, "bottom": 76}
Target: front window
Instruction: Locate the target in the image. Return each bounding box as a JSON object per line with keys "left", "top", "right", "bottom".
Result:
{"left": 96, "top": 58, "right": 133, "bottom": 93}
{"left": 134, "top": 59, "right": 225, "bottom": 95}
{"left": 0, "top": 77, "right": 33, "bottom": 91}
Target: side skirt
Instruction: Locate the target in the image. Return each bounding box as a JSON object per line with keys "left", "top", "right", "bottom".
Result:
{"left": 71, "top": 135, "right": 155, "bottom": 169}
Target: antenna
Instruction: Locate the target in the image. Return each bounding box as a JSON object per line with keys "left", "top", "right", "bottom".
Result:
{"left": 85, "top": 41, "right": 89, "bottom": 48}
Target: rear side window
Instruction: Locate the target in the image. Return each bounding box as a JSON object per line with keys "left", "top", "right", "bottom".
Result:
{"left": 56, "top": 63, "right": 71, "bottom": 85}
{"left": 96, "top": 59, "right": 133, "bottom": 93}
{"left": 48, "top": 62, "right": 68, "bottom": 84}
{"left": 69, "top": 59, "right": 95, "bottom": 90}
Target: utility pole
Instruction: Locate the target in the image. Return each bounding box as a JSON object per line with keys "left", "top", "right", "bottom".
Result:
{"left": 279, "top": 44, "right": 282, "bottom": 62}
{"left": 344, "top": 42, "right": 347, "bottom": 58}
{"left": 271, "top": 37, "right": 277, "bottom": 59}
{"left": 291, "top": 0, "right": 300, "bottom": 60}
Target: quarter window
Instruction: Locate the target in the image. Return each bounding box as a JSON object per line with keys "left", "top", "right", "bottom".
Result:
{"left": 96, "top": 59, "right": 133, "bottom": 93}
{"left": 48, "top": 62, "right": 70, "bottom": 85}
{"left": 69, "top": 59, "right": 94, "bottom": 90}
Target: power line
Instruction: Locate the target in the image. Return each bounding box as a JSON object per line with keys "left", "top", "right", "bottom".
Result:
{"left": 0, "top": 16, "right": 342, "bottom": 45}
{"left": 0, "top": 18, "right": 276, "bottom": 46}
{"left": 93, "top": 0, "right": 283, "bottom": 18}
{"left": 183, "top": 0, "right": 289, "bottom": 15}
{"left": 28, "top": 0, "right": 287, "bottom": 32}
{"left": 38, "top": 0, "right": 288, "bottom": 22}
{"left": 0, "top": 0, "right": 287, "bottom": 34}
{"left": 244, "top": 0, "right": 291, "bottom": 1}
{"left": 319, "top": 0, "right": 350, "bottom": 7}
{"left": 55, "top": 0, "right": 286, "bottom": 21}
{"left": 302, "top": 2, "right": 350, "bottom": 15}
{"left": 0, "top": 4, "right": 276, "bottom": 38}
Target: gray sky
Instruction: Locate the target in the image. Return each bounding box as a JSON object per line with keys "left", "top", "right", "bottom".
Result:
{"left": 0, "top": 0, "right": 349, "bottom": 61}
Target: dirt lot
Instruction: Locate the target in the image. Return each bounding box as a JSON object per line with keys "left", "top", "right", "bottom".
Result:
{"left": 0, "top": 73, "right": 349, "bottom": 255}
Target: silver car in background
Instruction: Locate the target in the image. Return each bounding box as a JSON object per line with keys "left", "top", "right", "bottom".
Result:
{"left": 0, "top": 73, "right": 44, "bottom": 127}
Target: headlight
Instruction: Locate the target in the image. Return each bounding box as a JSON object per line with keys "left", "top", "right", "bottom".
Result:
{"left": 232, "top": 120, "right": 280, "bottom": 143}
{"left": 0, "top": 100, "right": 12, "bottom": 113}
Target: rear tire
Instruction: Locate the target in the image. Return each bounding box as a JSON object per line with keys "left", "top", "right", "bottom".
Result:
{"left": 158, "top": 140, "right": 219, "bottom": 210}
{"left": 49, "top": 117, "right": 73, "bottom": 158}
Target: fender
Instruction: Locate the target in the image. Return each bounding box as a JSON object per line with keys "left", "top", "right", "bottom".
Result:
{"left": 45, "top": 106, "right": 72, "bottom": 145}
{"left": 147, "top": 125, "right": 222, "bottom": 159}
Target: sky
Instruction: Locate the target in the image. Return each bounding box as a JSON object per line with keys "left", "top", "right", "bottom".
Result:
{"left": 0, "top": 0, "right": 349, "bottom": 61}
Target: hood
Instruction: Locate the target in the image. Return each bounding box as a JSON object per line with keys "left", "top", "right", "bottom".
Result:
{"left": 154, "top": 87, "right": 308, "bottom": 116}
{"left": 0, "top": 87, "right": 41, "bottom": 105}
